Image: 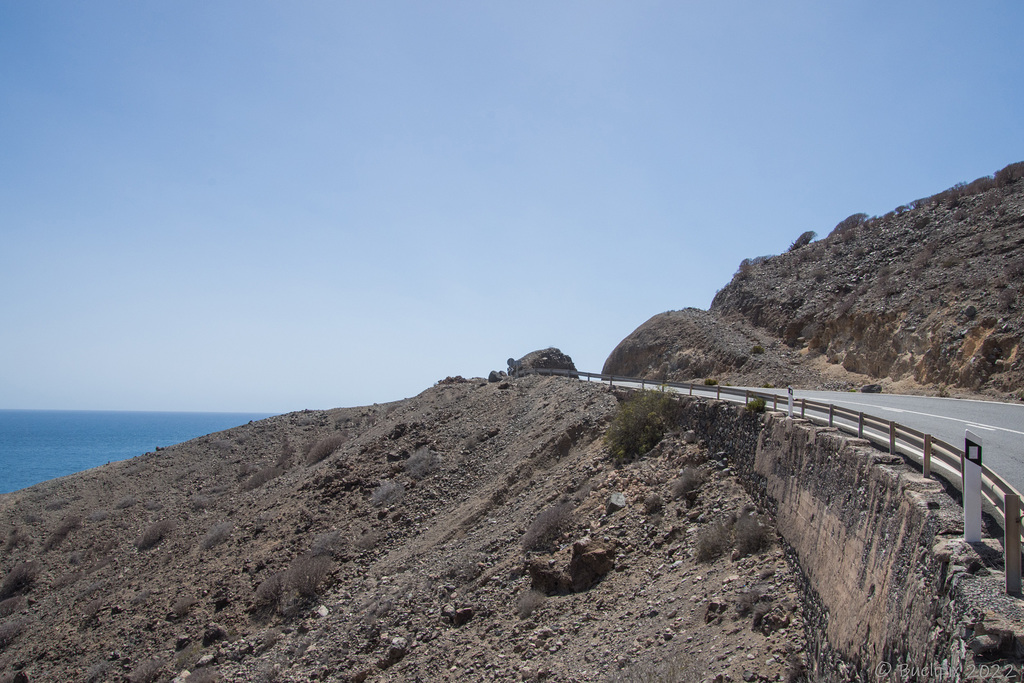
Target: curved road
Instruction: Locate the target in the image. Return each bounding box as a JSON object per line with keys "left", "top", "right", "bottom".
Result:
{"left": 787, "top": 390, "right": 1024, "bottom": 496}
{"left": 589, "top": 374, "right": 1024, "bottom": 498}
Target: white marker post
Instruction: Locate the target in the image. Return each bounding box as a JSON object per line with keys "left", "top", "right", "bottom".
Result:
{"left": 963, "top": 429, "right": 983, "bottom": 543}
{"left": 787, "top": 386, "right": 794, "bottom": 418}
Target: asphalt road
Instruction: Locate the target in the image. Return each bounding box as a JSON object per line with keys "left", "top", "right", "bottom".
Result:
{"left": 591, "top": 375, "right": 1024, "bottom": 497}
{"left": 788, "top": 389, "right": 1024, "bottom": 496}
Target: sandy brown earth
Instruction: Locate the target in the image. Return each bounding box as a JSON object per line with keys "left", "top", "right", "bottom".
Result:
{"left": 1, "top": 375, "right": 806, "bottom": 683}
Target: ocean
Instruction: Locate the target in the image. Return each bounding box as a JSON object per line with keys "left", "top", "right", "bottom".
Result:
{"left": 0, "top": 409, "right": 274, "bottom": 495}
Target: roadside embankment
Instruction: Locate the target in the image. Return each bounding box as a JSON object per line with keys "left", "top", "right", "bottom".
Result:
{"left": 672, "top": 397, "right": 1024, "bottom": 681}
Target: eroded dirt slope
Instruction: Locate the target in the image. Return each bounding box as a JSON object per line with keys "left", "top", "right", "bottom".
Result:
{"left": 1, "top": 376, "right": 805, "bottom": 682}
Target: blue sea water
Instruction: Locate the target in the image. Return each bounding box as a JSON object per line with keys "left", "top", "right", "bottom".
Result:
{"left": 0, "top": 410, "right": 274, "bottom": 494}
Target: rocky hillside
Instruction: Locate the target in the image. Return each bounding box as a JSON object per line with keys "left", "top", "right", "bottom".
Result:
{"left": 0, "top": 374, "right": 806, "bottom": 682}
{"left": 606, "top": 161, "right": 1024, "bottom": 399}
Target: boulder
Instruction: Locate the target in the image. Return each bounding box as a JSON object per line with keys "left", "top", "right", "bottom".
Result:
{"left": 859, "top": 384, "right": 883, "bottom": 393}
{"left": 526, "top": 559, "right": 571, "bottom": 595}
{"left": 606, "top": 492, "right": 627, "bottom": 514}
{"left": 567, "top": 537, "right": 616, "bottom": 592}
{"left": 513, "top": 348, "right": 578, "bottom": 377}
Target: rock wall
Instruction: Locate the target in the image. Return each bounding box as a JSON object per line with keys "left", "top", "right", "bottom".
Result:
{"left": 670, "top": 397, "right": 1024, "bottom": 681}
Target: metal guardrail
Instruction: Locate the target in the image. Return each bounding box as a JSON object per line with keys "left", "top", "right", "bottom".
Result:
{"left": 529, "top": 367, "right": 1023, "bottom": 593}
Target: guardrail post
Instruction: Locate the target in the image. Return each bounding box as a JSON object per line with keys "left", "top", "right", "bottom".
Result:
{"left": 1006, "top": 494, "right": 1022, "bottom": 595}
{"left": 688, "top": 383, "right": 693, "bottom": 396}
{"left": 889, "top": 422, "right": 896, "bottom": 455}
{"left": 923, "top": 433, "right": 932, "bottom": 478}
{"left": 858, "top": 412, "right": 864, "bottom": 438}
{"left": 716, "top": 385, "right": 720, "bottom": 400}
{"left": 964, "top": 430, "right": 983, "bottom": 543}
{"left": 745, "top": 389, "right": 749, "bottom": 404}
{"left": 772, "top": 393, "right": 777, "bottom": 411}
{"left": 641, "top": 378, "right": 645, "bottom": 390}
{"left": 828, "top": 404, "right": 835, "bottom": 427}
{"left": 800, "top": 399, "right": 806, "bottom": 418}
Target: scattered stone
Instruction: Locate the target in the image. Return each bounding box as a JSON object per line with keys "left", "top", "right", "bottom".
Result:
{"left": 606, "top": 492, "right": 627, "bottom": 514}
{"left": 378, "top": 636, "right": 409, "bottom": 669}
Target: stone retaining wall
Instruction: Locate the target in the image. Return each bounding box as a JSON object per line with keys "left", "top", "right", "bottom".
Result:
{"left": 671, "top": 397, "right": 1024, "bottom": 681}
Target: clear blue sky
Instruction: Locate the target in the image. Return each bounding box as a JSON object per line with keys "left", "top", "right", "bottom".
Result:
{"left": 2, "top": 2, "right": 1022, "bottom": 413}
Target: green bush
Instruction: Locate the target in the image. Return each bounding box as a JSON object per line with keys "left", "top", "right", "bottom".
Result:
{"left": 703, "top": 378, "right": 718, "bottom": 386}
{"left": 750, "top": 345, "right": 765, "bottom": 355}
{"left": 746, "top": 397, "right": 767, "bottom": 413}
{"left": 603, "top": 390, "right": 677, "bottom": 463}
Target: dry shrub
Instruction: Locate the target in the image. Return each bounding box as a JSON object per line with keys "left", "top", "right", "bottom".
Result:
{"left": 190, "top": 494, "right": 213, "bottom": 510}
{"left": 735, "top": 587, "right": 764, "bottom": 617}
{"left": 186, "top": 668, "right": 220, "bottom": 682}
{"left": 516, "top": 589, "right": 546, "bottom": 618}
{"left": 43, "top": 515, "right": 81, "bottom": 551}
{"left": 288, "top": 555, "right": 332, "bottom": 598}
{"left": 87, "top": 509, "right": 111, "bottom": 522}
{"left": 0, "top": 617, "right": 29, "bottom": 650}
{"left": 86, "top": 661, "right": 111, "bottom": 683}
{"left": 200, "top": 522, "right": 233, "bottom": 550}
{"left": 305, "top": 434, "right": 346, "bottom": 466}
{"left": 0, "top": 561, "right": 40, "bottom": 600}
{"left": 241, "top": 466, "right": 283, "bottom": 492}
{"left": 0, "top": 596, "right": 26, "bottom": 618}
{"left": 253, "top": 572, "right": 287, "bottom": 616}
{"left": 522, "top": 501, "right": 573, "bottom": 551}
{"left": 617, "top": 647, "right": 701, "bottom": 682}
{"left": 694, "top": 519, "right": 731, "bottom": 562}
{"left": 371, "top": 480, "right": 405, "bottom": 507}
{"left": 130, "top": 590, "right": 152, "bottom": 605}
{"left": 278, "top": 435, "right": 296, "bottom": 467}
{"left": 735, "top": 513, "right": 771, "bottom": 556}
{"left": 135, "top": 519, "right": 174, "bottom": 551}
{"left": 3, "top": 528, "right": 29, "bottom": 552}
{"left": 670, "top": 467, "right": 705, "bottom": 502}
{"left": 80, "top": 596, "right": 103, "bottom": 622}
{"left": 173, "top": 596, "right": 198, "bottom": 617}
{"left": 787, "top": 230, "right": 816, "bottom": 251}
{"left": 128, "top": 658, "right": 163, "bottom": 683}
{"left": 310, "top": 530, "right": 344, "bottom": 558}
{"left": 52, "top": 570, "right": 83, "bottom": 590}
{"left": 352, "top": 528, "right": 380, "bottom": 551}
{"left": 115, "top": 496, "right": 137, "bottom": 509}
{"left": 405, "top": 446, "right": 439, "bottom": 479}
{"left": 643, "top": 493, "right": 664, "bottom": 514}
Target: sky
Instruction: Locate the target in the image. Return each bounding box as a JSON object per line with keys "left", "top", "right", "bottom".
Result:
{"left": 2, "top": 2, "right": 1023, "bottom": 413}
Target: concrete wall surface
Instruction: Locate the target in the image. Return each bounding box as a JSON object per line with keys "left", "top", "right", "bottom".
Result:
{"left": 672, "top": 397, "right": 1024, "bottom": 682}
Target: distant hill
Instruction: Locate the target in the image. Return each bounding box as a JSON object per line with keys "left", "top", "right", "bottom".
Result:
{"left": 606, "top": 161, "right": 1024, "bottom": 400}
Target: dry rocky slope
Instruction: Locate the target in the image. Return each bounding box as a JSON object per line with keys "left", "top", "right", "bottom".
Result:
{"left": 1, "top": 375, "right": 807, "bottom": 683}
{"left": 606, "top": 161, "right": 1024, "bottom": 400}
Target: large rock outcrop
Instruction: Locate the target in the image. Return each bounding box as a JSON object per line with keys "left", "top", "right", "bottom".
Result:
{"left": 606, "top": 161, "right": 1024, "bottom": 398}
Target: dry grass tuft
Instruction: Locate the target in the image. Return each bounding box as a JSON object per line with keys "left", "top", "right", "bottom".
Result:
{"left": 135, "top": 519, "right": 174, "bottom": 551}
{"left": 522, "top": 501, "right": 573, "bottom": 551}
{"left": 305, "top": 434, "right": 346, "bottom": 466}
